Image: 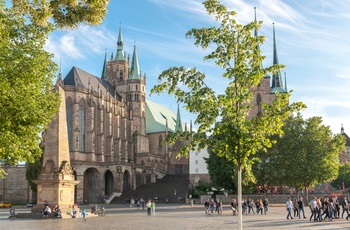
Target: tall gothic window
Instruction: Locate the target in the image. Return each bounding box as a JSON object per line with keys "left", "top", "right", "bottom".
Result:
{"left": 79, "top": 104, "right": 85, "bottom": 151}
{"left": 66, "top": 99, "right": 73, "bottom": 151}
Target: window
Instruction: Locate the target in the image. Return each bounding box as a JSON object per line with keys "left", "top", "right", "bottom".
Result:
{"left": 195, "top": 160, "right": 198, "bottom": 164}
{"left": 66, "top": 100, "right": 73, "bottom": 151}
{"left": 78, "top": 104, "right": 85, "bottom": 151}
{"left": 195, "top": 168, "right": 199, "bottom": 173}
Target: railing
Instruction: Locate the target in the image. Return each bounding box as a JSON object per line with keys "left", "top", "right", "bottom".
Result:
{"left": 105, "top": 192, "right": 122, "bottom": 204}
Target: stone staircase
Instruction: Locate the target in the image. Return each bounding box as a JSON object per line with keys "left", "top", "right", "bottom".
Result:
{"left": 111, "top": 174, "right": 189, "bottom": 204}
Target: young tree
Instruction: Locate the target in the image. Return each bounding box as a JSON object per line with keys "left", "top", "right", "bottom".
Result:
{"left": 151, "top": 1, "right": 304, "bottom": 228}
{"left": 271, "top": 113, "right": 345, "bottom": 202}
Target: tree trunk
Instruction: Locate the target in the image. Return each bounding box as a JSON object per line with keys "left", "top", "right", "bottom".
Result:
{"left": 304, "top": 186, "right": 309, "bottom": 204}
{"left": 238, "top": 166, "right": 242, "bottom": 230}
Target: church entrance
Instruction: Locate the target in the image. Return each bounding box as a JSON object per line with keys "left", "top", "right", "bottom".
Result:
{"left": 104, "top": 170, "right": 114, "bottom": 197}
{"left": 83, "top": 168, "right": 101, "bottom": 203}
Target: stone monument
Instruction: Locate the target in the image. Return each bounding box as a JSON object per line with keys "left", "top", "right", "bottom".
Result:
{"left": 33, "top": 84, "right": 79, "bottom": 215}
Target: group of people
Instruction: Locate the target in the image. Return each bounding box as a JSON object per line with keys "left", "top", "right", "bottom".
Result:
{"left": 204, "top": 198, "right": 223, "bottom": 215}
{"left": 286, "top": 195, "right": 350, "bottom": 222}
{"left": 229, "top": 198, "right": 269, "bottom": 216}
{"left": 41, "top": 200, "right": 61, "bottom": 218}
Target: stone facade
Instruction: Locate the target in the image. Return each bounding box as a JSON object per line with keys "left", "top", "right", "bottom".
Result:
{"left": 0, "top": 164, "right": 31, "bottom": 203}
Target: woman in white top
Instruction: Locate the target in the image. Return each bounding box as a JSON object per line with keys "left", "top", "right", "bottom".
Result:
{"left": 286, "top": 197, "right": 293, "bottom": 220}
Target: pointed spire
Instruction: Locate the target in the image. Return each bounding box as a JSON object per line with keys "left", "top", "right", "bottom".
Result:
{"left": 175, "top": 104, "right": 183, "bottom": 132}
{"left": 284, "top": 72, "right": 288, "bottom": 91}
{"left": 341, "top": 123, "right": 344, "bottom": 134}
{"left": 271, "top": 22, "right": 283, "bottom": 89}
{"left": 101, "top": 50, "right": 107, "bottom": 79}
{"left": 55, "top": 58, "right": 63, "bottom": 86}
{"left": 58, "top": 57, "right": 62, "bottom": 80}
{"left": 128, "top": 43, "right": 141, "bottom": 80}
{"left": 115, "top": 23, "right": 125, "bottom": 61}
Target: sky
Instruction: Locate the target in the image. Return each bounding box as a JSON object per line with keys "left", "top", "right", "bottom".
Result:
{"left": 46, "top": 0, "right": 350, "bottom": 135}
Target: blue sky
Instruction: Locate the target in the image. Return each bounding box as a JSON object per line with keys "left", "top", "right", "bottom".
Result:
{"left": 46, "top": 0, "right": 350, "bottom": 134}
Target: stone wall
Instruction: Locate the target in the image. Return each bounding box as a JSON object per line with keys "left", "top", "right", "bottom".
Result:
{"left": 0, "top": 164, "right": 31, "bottom": 203}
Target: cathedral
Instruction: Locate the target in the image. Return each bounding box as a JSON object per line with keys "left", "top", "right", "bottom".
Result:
{"left": 1, "top": 17, "right": 291, "bottom": 204}
{"left": 45, "top": 26, "right": 189, "bottom": 204}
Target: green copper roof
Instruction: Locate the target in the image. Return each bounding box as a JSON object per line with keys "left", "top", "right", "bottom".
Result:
{"left": 270, "top": 86, "right": 287, "bottom": 93}
{"left": 101, "top": 52, "right": 107, "bottom": 79}
{"left": 146, "top": 100, "right": 185, "bottom": 134}
{"left": 128, "top": 45, "right": 141, "bottom": 80}
{"left": 115, "top": 26, "right": 125, "bottom": 61}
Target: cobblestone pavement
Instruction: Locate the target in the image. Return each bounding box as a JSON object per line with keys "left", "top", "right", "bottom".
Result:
{"left": 1, "top": 204, "right": 350, "bottom": 230}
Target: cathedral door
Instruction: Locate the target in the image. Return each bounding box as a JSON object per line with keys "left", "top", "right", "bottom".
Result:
{"left": 123, "top": 170, "right": 130, "bottom": 191}
{"left": 83, "top": 168, "right": 101, "bottom": 203}
{"left": 104, "top": 170, "right": 114, "bottom": 196}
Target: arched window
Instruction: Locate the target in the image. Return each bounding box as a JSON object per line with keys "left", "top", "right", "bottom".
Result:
{"left": 79, "top": 103, "right": 85, "bottom": 151}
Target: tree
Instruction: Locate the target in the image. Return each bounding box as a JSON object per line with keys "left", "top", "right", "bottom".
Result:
{"left": 0, "top": 0, "right": 109, "bottom": 178}
{"left": 205, "top": 148, "right": 236, "bottom": 191}
{"left": 270, "top": 113, "right": 345, "bottom": 202}
{"left": 26, "top": 152, "right": 43, "bottom": 193}
{"left": 151, "top": 1, "right": 304, "bottom": 228}
{"left": 11, "top": 0, "right": 109, "bottom": 29}
{"left": 331, "top": 162, "right": 350, "bottom": 191}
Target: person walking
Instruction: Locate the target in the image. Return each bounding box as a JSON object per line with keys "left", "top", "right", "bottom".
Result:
{"left": 286, "top": 197, "right": 293, "bottom": 219}
{"left": 293, "top": 198, "right": 299, "bottom": 218}
{"left": 309, "top": 197, "right": 317, "bottom": 222}
{"left": 81, "top": 209, "right": 87, "bottom": 222}
{"left": 151, "top": 200, "right": 156, "bottom": 216}
{"left": 298, "top": 196, "right": 307, "bottom": 219}
{"left": 342, "top": 196, "right": 349, "bottom": 219}
{"left": 263, "top": 198, "right": 269, "bottom": 215}
{"left": 146, "top": 200, "right": 151, "bottom": 216}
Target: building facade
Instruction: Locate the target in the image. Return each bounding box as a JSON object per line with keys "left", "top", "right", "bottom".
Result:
{"left": 41, "top": 27, "right": 189, "bottom": 204}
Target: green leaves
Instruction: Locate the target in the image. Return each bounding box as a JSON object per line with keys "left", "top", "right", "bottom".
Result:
{"left": 0, "top": 3, "right": 60, "bottom": 177}
{"left": 11, "top": 0, "right": 109, "bottom": 29}
{"left": 268, "top": 113, "right": 345, "bottom": 190}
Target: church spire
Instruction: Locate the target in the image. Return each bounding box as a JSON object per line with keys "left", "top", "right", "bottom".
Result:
{"left": 271, "top": 22, "right": 283, "bottom": 89}
{"left": 101, "top": 50, "right": 107, "bottom": 79}
{"left": 175, "top": 104, "right": 183, "bottom": 132}
{"left": 55, "top": 58, "right": 63, "bottom": 86}
{"left": 115, "top": 24, "right": 125, "bottom": 61}
{"left": 128, "top": 43, "right": 141, "bottom": 80}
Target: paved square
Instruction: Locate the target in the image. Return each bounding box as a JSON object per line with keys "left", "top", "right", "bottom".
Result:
{"left": 1, "top": 204, "right": 350, "bottom": 229}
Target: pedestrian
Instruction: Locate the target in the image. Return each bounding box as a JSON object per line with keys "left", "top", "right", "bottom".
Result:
{"left": 263, "top": 198, "right": 269, "bottom": 215}
{"left": 342, "top": 196, "right": 349, "bottom": 219}
{"left": 309, "top": 197, "right": 317, "bottom": 222}
{"left": 248, "top": 199, "right": 255, "bottom": 214}
{"left": 204, "top": 199, "right": 210, "bottom": 215}
{"left": 81, "top": 209, "right": 87, "bottom": 222}
{"left": 230, "top": 198, "right": 237, "bottom": 216}
{"left": 293, "top": 198, "right": 299, "bottom": 218}
{"left": 286, "top": 197, "right": 293, "bottom": 219}
{"left": 298, "top": 196, "right": 307, "bottom": 219}
{"left": 151, "top": 200, "right": 156, "bottom": 216}
{"left": 146, "top": 200, "right": 151, "bottom": 216}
